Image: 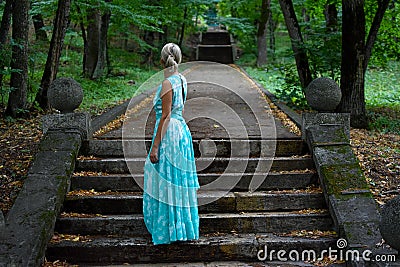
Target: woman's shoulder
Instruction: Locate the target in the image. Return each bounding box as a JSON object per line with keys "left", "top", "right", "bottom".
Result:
{"left": 166, "top": 74, "right": 185, "bottom": 85}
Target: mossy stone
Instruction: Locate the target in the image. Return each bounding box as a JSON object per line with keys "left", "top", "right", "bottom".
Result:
{"left": 380, "top": 196, "right": 400, "bottom": 251}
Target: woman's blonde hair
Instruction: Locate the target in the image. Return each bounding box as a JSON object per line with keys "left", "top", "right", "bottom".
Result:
{"left": 161, "top": 43, "right": 182, "bottom": 72}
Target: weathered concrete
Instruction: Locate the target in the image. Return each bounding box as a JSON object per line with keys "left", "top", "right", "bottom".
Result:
{"left": 0, "top": 212, "right": 4, "bottom": 229}
{"left": 302, "top": 113, "right": 350, "bottom": 141}
{"left": 304, "top": 77, "right": 341, "bottom": 112}
{"left": 70, "top": 172, "right": 317, "bottom": 192}
{"left": 380, "top": 196, "right": 400, "bottom": 251}
{"left": 90, "top": 87, "right": 157, "bottom": 137}
{"left": 81, "top": 139, "right": 306, "bottom": 158}
{"left": 46, "top": 233, "right": 336, "bottom": 264}
{"left": 42, "top": 112, "right": 90, "bottom": 140}
{"left": 197, "top": 31, "right": 235, "bottom": 64}
{"left": 238, "top": 66, "right": 303, "bottom": 129}
{"left": 0, "top": 131, "right": 82, "bottom": 267}
{"left": 56, "top": 212, "right": 333, "bottom": 236}
{"left": 48, "top": 77, "right": 83, "bottom": 113}
{"left": 75, "top": 156, "right": 314, "bottom": 174}
{"left": 302, "top": 113, "right": 397, "bottom": 266}
{"left": 62, "top": 191, "right": 326, "bottom": 215}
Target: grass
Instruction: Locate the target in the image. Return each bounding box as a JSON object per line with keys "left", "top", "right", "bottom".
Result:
{"left": 58, "top": 48, "right": 158, "bottom": 114}
{"left": 241, "top": 59, "right": 400, "bottom": 134}
{"left": 1, "top": 46, "right": 158, "bottom": 115}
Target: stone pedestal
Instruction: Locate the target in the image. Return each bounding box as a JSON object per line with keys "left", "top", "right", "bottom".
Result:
{"left": 302, "top": 112, "right": 350, "bottom": 141}
{"left": 42, "top": 112, "right": 90, "bottom": 140}
{"left": 43, "top": 77, "right": 90, "bottom": 139}
{"left": 380, "top": 196, "right": 400, "bottom": 251}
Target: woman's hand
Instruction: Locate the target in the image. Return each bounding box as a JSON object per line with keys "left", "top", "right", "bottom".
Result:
{"left": 150, "top": 145, "right": 159, "bottom": 163}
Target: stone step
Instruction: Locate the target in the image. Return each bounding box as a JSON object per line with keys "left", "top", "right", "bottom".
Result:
{"left": 63, "top": 191, "right": 326, "bottom": 215}
{"left": 78, "top": 262, "right": 335, "bottom": 267}
{"left": 71, "top": 172, "right": 318, "bottom": 192}
{"left": 197, "top": 45, "right": 234, "bottom": 64}
{"left": 201, "top": 31, "right": 232, "bottom": 45}
{"left": 81, "top": 139, "right": 307, "bottom": 158}
{"left": 45, "top": 233, "right": 337, "bottom": 264}
{"left": 71, "top": 261, "right": 332, "bottom": 267}
{"left": 55, "top": 212, "right": 333, "bottom": 237}
{"left": 75, "top": 157, "right": 314, "bottom": 174}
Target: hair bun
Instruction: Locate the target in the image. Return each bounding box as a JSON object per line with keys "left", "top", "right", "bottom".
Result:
{"left": 161, "top": 43, "right": 182, "bottom": 70}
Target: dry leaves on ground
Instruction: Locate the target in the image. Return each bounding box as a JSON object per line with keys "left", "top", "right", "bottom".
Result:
{"left": 0, "top": 112, "right": 42, "bottom": 215}
{"left": 350, "top": 128, "right": 400, "bottom": 205}
{"left": 42, "top": 260, "right": 78, "bottom": 267}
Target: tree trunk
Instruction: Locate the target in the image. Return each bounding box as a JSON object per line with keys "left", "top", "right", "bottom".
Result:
{"left": 0, "top": 0, "right": 13, "bottom": 89}
{"left": 364, "top": 0, "right": 390, "bottom": 73}
{"left": 75, "top": 3, "right": 88, "bottom": 74}
{"left": 5, "top": 0, "right": 29, "bottom": 117}
{"left": 256, "top": 0, "right": 271, "bottom": 67}
{"left": 278, "top": 0, "right": 312, "bottom": 88}
{"left": 179, "top": 6, "right": 188, "bottom": 48}
{"left": 35, "top": 0, "right": 72, "bottom": 110}
{"left": 84, "top": 2, "right": 111, "bottom": 79}
{"left": 337, "top": 0, "right": 367, "bottom": 128}
{"left": 268, "top": 13, "right": 277, "bottom": 54}
{"left": 0, "top": 0, "right": 12, "bottom": 45}
{"left": 324, "top": 3, "right": 338, "bottom": 32}
{"left": 32, "top": 14, "right": 48, "bottom": 42}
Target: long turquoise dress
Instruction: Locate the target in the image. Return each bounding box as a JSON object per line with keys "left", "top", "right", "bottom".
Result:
{"left": 143, "top": 73, "right": 200, "bottom": 245}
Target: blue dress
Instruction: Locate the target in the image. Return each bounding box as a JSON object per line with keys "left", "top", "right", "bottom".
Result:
{"left": 143, "top": 73, "right": 200, "bottom": 245}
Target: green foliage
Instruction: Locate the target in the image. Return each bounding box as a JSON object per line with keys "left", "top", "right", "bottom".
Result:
{"left": 57, "top": 48, "right": 157, "bottom": 114}
{"left": 365, "top": 0, "right": 400, "bottom": 66}
{"left": 302, "top": 20, "right": 342, "bottom": 81}
{"left": 275, "top": 64, "right": 309, "bottom": 110}
{"left": 365, "top": 61, "right": 400, "bottom": 109}
{"left": 218, "top": 16, "right": 255, "bottom": 53}
{"left": 244, "top": 61, "right": 400, "bottom": 133}
{"left": 245, "top": 64, "right": 309, "bottom": 110}
{"left": 368, "top": 109, "right": 400, "bottom": 134}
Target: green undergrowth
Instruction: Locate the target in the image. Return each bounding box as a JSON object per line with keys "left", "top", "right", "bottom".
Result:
{"left": 242, "top": 60, "right": 400, "bottom": 134}
{"left": 58, "top": 49, "right": 158, "bottom": 115}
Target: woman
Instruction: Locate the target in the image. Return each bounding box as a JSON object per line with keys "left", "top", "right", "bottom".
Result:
{"left": 143, "top": 43, "right": 200, "bottom": 245}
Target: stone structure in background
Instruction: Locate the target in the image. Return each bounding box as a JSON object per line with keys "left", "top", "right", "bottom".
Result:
{"left": 43, "top": 77, "right": 90, "bottom": 139}
{"left": 380, "top": 195, "right": 400, "bottom": 251}
{"left": 48, "top": 77, "right": 83, "bottom": 113}
{"left": 196, "top": 30, "right": 235, "bottom": 64}
{"left": 304, "top": 77, "right": 342, "bottom": 112}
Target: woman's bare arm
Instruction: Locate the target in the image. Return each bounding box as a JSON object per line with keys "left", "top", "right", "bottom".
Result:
{"left": 150, "top": 80, "right": 173, "bottom": 163}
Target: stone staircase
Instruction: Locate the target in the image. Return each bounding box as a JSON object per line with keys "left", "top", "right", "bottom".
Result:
{"left": 44, "top": 63, "right": 339, "bottom": 265}
{"left": 45, "top": 136, "right": 337, "bottom": 265}
{"left": 197, "top": 30, "right": 235, "bottom": 64}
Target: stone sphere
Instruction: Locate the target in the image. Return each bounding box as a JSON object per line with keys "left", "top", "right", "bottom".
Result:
{"left": 305, "top": 77, "right": 342, "bottom": 112}
{"left": 48, "top": 77, "right": 83, "bottom": 113}
{"left": 380, "top": 196, "right": 400, "bottom": 251}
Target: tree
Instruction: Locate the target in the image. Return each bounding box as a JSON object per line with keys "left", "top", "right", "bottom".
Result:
{"left": 35, "top": 0, "right": 72, "bottom": 110}
{"left": 256, "top": 0, "right": 271, "bottom": 67}
{"left": 337, "top": 0, "right": 390, "bottom": 128}
{"left": 32, "top": 14, "right": 48, "bottom": 42}
{"left": 0, "top": 0, "right": 12, "bottom": 89}
{"left": 5, "top": 0, "right": 29, "bottom": 117}
{"left": 278, "top": 0, "right": 313, "bottom": 88}
{"left": 82, "top": 0, "right": 111, "bottom": 79}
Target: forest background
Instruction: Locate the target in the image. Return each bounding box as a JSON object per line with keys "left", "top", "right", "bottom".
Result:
{"left": 0, "top": 0, "right": 399, "bottom": 214}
